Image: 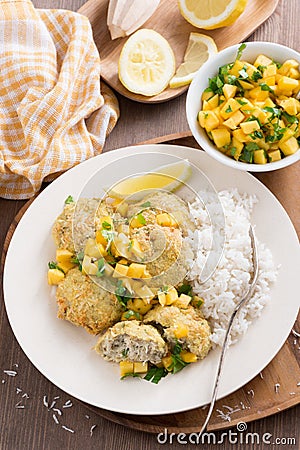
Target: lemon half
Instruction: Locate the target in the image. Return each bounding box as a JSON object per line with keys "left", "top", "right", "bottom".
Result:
{"left": 178, "top": 0, "right": 248, "bottom": 30}
{"left": 109, "top": 160, "right": 192, "bottom": 198}
{"left": 170, "top": 33, "right": 218, "bottom": 88}
{"left": 118, "top": 29, "right": 176, "bottom": 96}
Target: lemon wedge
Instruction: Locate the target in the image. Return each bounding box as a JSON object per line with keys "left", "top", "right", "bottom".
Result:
{"left": 170, "top": 33, "right": 218, "bottom": 88}
{"left": 109, "top": 160, "right": 192, "bottom": 198}
{"left": 178, "top": 0, "right": 248, "bottom": 30}
{"left": 118, "top": 29, "right": 176, "bottom": 96}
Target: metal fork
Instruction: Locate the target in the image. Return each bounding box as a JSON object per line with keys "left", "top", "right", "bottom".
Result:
{"left": 198, "top": 225, "right": 259, "bottom": 435}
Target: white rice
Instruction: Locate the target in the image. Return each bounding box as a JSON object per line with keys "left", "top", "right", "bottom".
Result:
{"left": 186, "top": 188, "right": 277, "bottom": 347}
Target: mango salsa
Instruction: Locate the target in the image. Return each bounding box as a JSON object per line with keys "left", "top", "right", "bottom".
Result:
{"left": 197, "top": 45, "right": 300, "bottom": 164}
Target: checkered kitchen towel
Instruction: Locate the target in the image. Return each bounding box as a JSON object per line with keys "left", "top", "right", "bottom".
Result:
{"left": 0, "top": 0, "right": 119, "bottom": 199}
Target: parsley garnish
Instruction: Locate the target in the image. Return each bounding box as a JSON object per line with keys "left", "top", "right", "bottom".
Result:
{"left": 251, "top": 70, "right": 263, "bottom": 82}
{"left": 230, "top": 147, "right": 237, "bottom": 157}
{"left": 237, "top": 99, "right": 247, "bottom": 106}
{"left": 144, "top": 367, "right": 168, "bottom": 384}
{"left": 141, "top": 201, "right": 151, "bottom": 208}
{"left": 236, "top": 43, "right": 246, "bottom": 61}
{"left": 225, "top": 105, "right": 233, "bottom": 113}
{"left": 177, "top": 283, "right": 193, "bottom": 297}
{"left": 115, "top": 280, "right": 131, "bottom": 308}
{"left": 122, "top": 349, "right": 129, "bottom": 358}
{"left": 96, "top": 258, "right": 105, "bottom": 277}
{"left": 123, "top": 310, "right": 141, "bottom": 320}
{"left": 102, "top": 221, "right": 112, "bottom": 230}
{"left": 48, "top": 261, "right": 64, "bottom": 273}
{"left": 64, "top": 195, "right": 74, "bottom": 204}
{"left": 168, "top": 344, "right": 189, "bottom": 374}
{"left": 70, "top": 251, "right": 84, "bottom": 271}
{"left": 120, "top": 373, "right": 141, "bottom": 380}
{"left": 259, "top": 83, "right": 274, "bottom": 93}
{"left": 137, "top": 213, "right": 146, "bottom": 225}
{"left": 282, "top": 111, "right": 298, "bottom": 125}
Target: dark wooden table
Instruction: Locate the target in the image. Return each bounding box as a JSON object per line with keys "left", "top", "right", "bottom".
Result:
{"left": 1, "top": 0, "right": 299, "bottom": 449}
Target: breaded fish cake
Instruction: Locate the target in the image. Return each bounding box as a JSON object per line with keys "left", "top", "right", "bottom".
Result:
{"left": 56, "top": 267, "right": 123, "bottom": 335}
{"left": 144, "top": 305, "right": 211, "bottom": 359}
{"left": 95, "top": 321, "right": 168, "bottom": 364}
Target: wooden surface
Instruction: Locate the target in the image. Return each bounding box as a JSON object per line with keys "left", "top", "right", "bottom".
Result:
{"left": 0, "top": 0, "right": 299, "bottom": 449}
{"left": 78, "top": 0, "right": 279, "bottom": 103}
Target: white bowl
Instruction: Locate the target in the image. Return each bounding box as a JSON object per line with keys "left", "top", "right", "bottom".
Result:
{"left": 186, "top": 42, "right": 300, "bottom": 172}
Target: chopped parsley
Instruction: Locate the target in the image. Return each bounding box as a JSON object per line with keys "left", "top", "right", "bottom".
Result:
{"left": 167, "top": 344, "right": 189, "bottom": 374}
{"left": 123, "top": 310, "right": 141, "bottom": 320}
{"left": 251, "top": 70, "right": 263, "bottom": 82}
{"left": 70, "top": 251, "right": 84, "bottom": 271}
{"left": 236, "top": 43, "right": 246, "bottom": 61}
{"left": 137, "top": 213, "right": 146, "bottom": 225}
{"left": 64, "top": 195, "right": 74, "bottom": 204}
{"left": 259, "top": 83, "right": 274, "bottom": 93}
{"left": 102, "top": 221, "right": 112, "bottom": 230}
{"left": 48, "top": 261, "right": 64, "bottom": 273}
{"left": 122, "top": 349, "right": 129, "bottom": 358}
{"left": 115, "top": 280, "right": 131, "bottom": 308}
{"left": 144, "top": 366, "right": 168, "bottom": 384}
{"left": 120, "top": 373, "right": 141, "bottom": 380}
{"left": 140, "top": 201, "right": 151, "bottom": 208}
{"left": 95, "top": 258, "right": 105, "bottom": 277}
{"left": 225, "top": 105, "right": 233, "bottom": 113}
{"left": 177, "top": 283, "right": 193, "bottom": 297}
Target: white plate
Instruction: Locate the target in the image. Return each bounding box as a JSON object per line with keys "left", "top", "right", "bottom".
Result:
{"left": 3, "top": 145, "right": 300, "bottom": 415}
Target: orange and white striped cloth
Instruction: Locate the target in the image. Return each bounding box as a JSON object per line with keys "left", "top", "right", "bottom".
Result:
{"left": 0, "top": 0, "right": 120, "bottom": 199}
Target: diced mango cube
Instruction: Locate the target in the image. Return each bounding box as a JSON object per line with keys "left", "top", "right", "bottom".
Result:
{"left": 207, "top": 94, "right": 219, "bottom": 109}
{"left": 228, "top": 60, "right": 245, "bottom": 77}
{"left": 279, "top": 136, "right": 299, "bottom": 155}
{"left": 223, "top": 117, "right": 237, "bottom": 130}
{"left": 254, "top": 149, "right": 267, "bottom": 164}
{"left": 253, "top": 54, "right": 273, "bottom": 68}
{"left": 231, "top": 137, "right": 244, "bottom": 160}
{"left": 249, "top": 86, "right": 269, "bottom": 101}
{"left": 174, "top": 323, "right": 189, "bottom": 339}
{"left": 127, "top": 263, "right": 146, "bottom": 278}
{"left": 162, "top": 355, "right": 173, "bottom": 371}
{"left": 198, "top": 110, "right": 220, "bottom": 132}
{"left": 281, "top": 98, "right": 298, "bottom": 116}
{"left": 120, "top": 361, "right": 134, "bottom": 377}
{"left": 239, "top": 80, "right": 254, "bottom": 90}
{"left": 158, "top": 292, "right": 167, "bottom": 306}
{"left": 127, "top": 298, "right": 152, "bottom": 315}
{"left": 133, "top": 362, "right": 148, "bottom": 374}
{"left": 279, "top": 128, "right": 295, "bottom": 143}
{"left": 96, "top": 229, "right": 108, "bottom": 246}
{"left": 173, "top": 293, "right": 192, "bottom": 309}
{"left": 223, "top": 84, "right": 237, "bottom": 100}
{"left": 56, "top": 260, "right": 75, "bottom": 273}
{"left": 278, "top": 76, "right": 299, "bottom": 91}
{"left": 47, "top": 268, "right": 65, "bottom": 285}
{"left": 202, "top": 100, "right": 210, "bottom": 111}
{"left": 113, "top": 263, "right": 129, "bottom": 278}
{"left": 165, "top": 287, "right": 178, "bottom": 305}
{"left": 56, "top": 249, "right": 73, "bottom": 263}
{"left": 232, "top": 128, "right": 249, "bottom": 143}
{"left": 211, "top": 128, "right": 231, "bottom": 148}
{"left": 268, "top": 150, "right": 281, "bottom": 162}
{"left": 220, "top": 98, "right": 241, "bottom": 119}
{"left": 240, "top": 120, "right": 260, "bottom": 134}
{"left": 130, "top": 216, "right": 144, "bottom": 228}
{"left": 201, "top": 90, "right": 214, "bottom": 101}
{"left": 278, "top": 59, "right": 299, "bottom": 75}
{"left": 263, "top": 76, "right": 276, "bottom": 86}
{"left": 180, "top": 351, "right": 197, "bottom": 363}
{"left": 262, "top": 64, "right": 277, "bottom": 78}
{"left": 288, "top": 68, "right": 300, "bottom": 80}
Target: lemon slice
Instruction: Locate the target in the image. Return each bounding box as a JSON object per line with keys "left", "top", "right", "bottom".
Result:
{"left": 178, "top": 0, "right": 248, "bottom": 30}
{"left": 170, "top": 33, "right": 218, "bottom": 88}
{"left": 109, "top": 160, "right": 192, "bottom": 198}
{"left": 118, "top": 29, "right": 176, "bottom": 96}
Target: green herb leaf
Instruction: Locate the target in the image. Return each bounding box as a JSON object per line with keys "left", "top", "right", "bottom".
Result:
{"left": 124, "top": 310, "right": 141, "bottom": 320}
{"left": 48, "top": 261, "right": 65, "bottom": 273}
{"left": 70, "top": 251, "right": 84, "bottom": 271}
{"left": 141, "top": 201, "right": 151, "bottom": 208}
{"left": 238, "top": 68, "right": 248, "bottom": 79}
{"left": 120, "top": 372, "right": 141, "bottom": 380}
{"left": 245, "top": 142, "right": 260, "bottom": 152}
{"left": 251, "top": 71, "right": 263, "bottom": 82}
{"left": 64, "top": 195, "right": 74, "bottom": 204}
{"left": 225, "top": 105, "right": 233, "bottom": 113}
{"left": 137, "top": 213, "right": 146, "bottom": 225}
{"left": 282, "top": 111, "right": 299, "bottom": 125}
{"left": 95, "top": 258, "right": 105, "bottom": 277}
{"left": 236, "top": 43, "right": 246, "bottom": 61}
{"left": 230, "top": 147, "right": 237, "bottom": 157}
{"left": 177, "top": 283, "right": 193, "bottom": 297}
{"left": 236, "top": 99, "right": 247, "bottom": 106}
{"left": 102, "top": 221, "right": 112, "bottom": 230}
{"left": 144, "top": 366, "right": 168, "bottom": 384}
{"left": 122, "top": 349, "right": 129, "bottom": 358}
{"left": 259, "top": 83, "right": 274, "bottom": 93}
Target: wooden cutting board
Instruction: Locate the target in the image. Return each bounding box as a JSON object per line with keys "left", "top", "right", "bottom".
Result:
{"left": 3, "top": 132, "right": 299, "bottom": 434}
{"left": 78, "top": 0, "right": 280, "bottom": 103}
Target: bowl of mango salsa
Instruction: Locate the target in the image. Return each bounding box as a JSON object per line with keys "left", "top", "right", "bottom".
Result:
{"left": 186, "top": 42, "right": 300, "bottom": 171}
